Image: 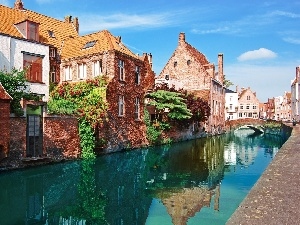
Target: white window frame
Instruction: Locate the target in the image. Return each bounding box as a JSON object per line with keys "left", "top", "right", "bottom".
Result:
{"left": 92, "top": 60, "right": 102, "bottom": 77}
{"left": 118, "top": 95, "right": 125, "bottom": 116}
{"left": 135, "top": 65, "right": 140, "bottom": 85}
{"left": 118, "top": 59, "right": 125, "bottom": 81}
{"left": 50, "top": 48, "right": 56, "bottom": 58}
{"left": 78, "top": 63, "right": 87, "bottom": 80}
{"left": 64, "top": 66, "right": 72, "bottom": 81}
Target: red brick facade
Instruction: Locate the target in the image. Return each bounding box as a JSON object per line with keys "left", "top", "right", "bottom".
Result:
{"left": 0, "top": 84, "right": 11, "bottom": 160}
{"left": 156, "top": 33, "right": 225, "bottom": 133}
{"left": 43, "top": 116, "right": 80, "bottom": 159}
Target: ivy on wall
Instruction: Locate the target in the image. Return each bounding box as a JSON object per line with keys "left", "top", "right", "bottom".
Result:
{"left": 48, "top": 76, "right": 108, "bottom": 159}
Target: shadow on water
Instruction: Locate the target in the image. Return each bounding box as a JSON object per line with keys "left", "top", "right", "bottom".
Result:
{"left": 0, "top": 129, "right": 290, "bottom": 225}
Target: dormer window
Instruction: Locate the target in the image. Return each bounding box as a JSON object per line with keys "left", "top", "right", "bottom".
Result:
{"left": 48, "top": 30, "right": 55, "bottom": 38}
{"left": 15, "top": 20, "right": 39, "bottom": 41}
{"left": 83, "top": 40, "right": 97, "bottom": 49}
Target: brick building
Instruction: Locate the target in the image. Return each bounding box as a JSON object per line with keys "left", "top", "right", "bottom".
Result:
{"left": 237, "top": 87, "right": 260, "bottom": 119}
{"left": 60, "top": 30, "right": 155, "bottom": 151}
{"left": 156, "top": 32, "right": 225, "bottom": 133}
{"left": 0, "top": 84, "right": 12, "bottom": 160}
{"left": 266, "top": 98, "right": 275, "bottom": 120}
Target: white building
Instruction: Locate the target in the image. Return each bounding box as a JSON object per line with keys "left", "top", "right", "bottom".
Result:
{"left": 0, "top": 33, "right": 50, "bottom": 101}
{"left": 291, "top": 66, "right": 300, "bottom": 121}
{"left": 225, "top": 88, "right": 238, "bottom": 120}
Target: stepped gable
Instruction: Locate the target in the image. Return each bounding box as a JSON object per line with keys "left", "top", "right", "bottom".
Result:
{"left": 0, "top": 83, "right": 12, "bottom": 100}
{"left": 61, "top": 30, "right": 139, "bottom": 60}
{"left": 161, "top": 187, "right": 212, "bottom": 225}
{"left": 0, "top": 3, "right": 79, "bottom": 48}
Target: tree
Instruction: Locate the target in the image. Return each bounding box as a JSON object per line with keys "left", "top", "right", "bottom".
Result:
{"left": 223, "top": 74, "right": 234, "bottom": 88}
{"left": 0, "top": 69, "right": 28, "bottom": 116}
{"left": 147, "top": 90, "right": 192, "bottom": 120}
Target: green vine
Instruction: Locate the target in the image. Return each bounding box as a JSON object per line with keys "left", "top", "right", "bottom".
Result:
{"left": 48, "top": 76, "right": 108, "bottom": 159}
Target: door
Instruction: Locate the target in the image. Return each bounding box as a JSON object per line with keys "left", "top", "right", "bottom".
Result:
{"left": 26, "top": 115, "right": 42, "bottom": 157}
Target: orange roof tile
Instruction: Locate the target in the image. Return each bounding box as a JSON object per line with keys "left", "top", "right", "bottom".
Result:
{"left": 61, "top": 30, "right": 138, "bottom": 59}
{"left": 0, "top": 4, "right": 79, "bottom": 48}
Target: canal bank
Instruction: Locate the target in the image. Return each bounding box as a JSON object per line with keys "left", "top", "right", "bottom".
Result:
{"left": 226, "top": 123, "right": 299, "bottom": 225}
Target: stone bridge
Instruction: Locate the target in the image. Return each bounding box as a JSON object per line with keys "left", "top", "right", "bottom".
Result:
{"left": 225, "top": 118, "right": 265, "bottom": 133}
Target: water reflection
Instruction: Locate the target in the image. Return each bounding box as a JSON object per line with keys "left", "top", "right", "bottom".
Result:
{"left": 0, "top": 129, "right": 288, "bottom": 225}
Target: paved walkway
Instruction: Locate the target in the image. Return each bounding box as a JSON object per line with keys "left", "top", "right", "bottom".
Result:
{"left": 226, "top": 124, "right": 300, "bottom": 225}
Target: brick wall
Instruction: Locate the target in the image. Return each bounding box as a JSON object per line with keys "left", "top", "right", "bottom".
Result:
{"left": 0, "top": 100, "right": 11, "bottom": 160}
{"left": 43, "top": 116, "right": 81, "bottom": 159}
{"left": 10, "top": 117, "right": 26, "bottom": 160}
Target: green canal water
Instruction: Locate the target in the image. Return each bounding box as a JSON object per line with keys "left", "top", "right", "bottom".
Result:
{"left": 0, "top": 129, "right": 289, "bottom": 225}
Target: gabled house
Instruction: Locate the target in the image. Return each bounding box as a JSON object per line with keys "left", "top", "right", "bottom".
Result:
{"left": 237, "top": 87, "right": 260, "bottom": 119}
{"left": 60, "top": 30, "right": 155, "bottom": 151}
{"left": 0, "top": 0, "right": 79, "bottom": 100}
{"left": 155, "top": 32, "right": 225, "bottom": 133}
{"left": 266, "top": 97, "right": 275, "bottom": 120}
{"left": 291, "top": 66, "right": 300, "bottom": 121}
{"left": 274, "top": 92, "right": 291, "bottom": 121}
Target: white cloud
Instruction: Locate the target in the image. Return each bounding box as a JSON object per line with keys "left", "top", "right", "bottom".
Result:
{"left": 225, "top": 63, "right": 296, "bottom": 102}
{"left": 271, "top": 10, "right": 300, "bottom": 18}
{"left": 78, "top": 11, "right": 183, "bottom": 33}
{"left": 237, "top": 48, "right": 277, "bottom": 61}
{"left": 283, "top": 37, "right": 300, "bottom": 44}
{"left": 192, "top": 27, "right": 229, "bottom": 34}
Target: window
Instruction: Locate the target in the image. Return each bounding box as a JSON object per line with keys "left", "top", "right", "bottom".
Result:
{"left": 229, "top": 104, "right": 233, "bottom": 110}
{"left": 118, "top": 96, "right": 125, "bottom": 116}
{"left": 48, "top": 30, "right": 55, "bottom": 38}
{"left": 78, "top": 63, "right": 87, "bottom": 79}
{"left": 239, "top": 113, "right": 243, "bottom": 117}
{"left": 247, "top": 96, "right": 250, "bottom": 100}
{"left": 23, "top": 53, "right": 43, "bottom": 83}
{"left": 50, "top": 48, "right": 56, "bottom": 58}
{"left": 253, "top": 105, "right": 257, "bottom": 109}
{"left": 92, "top": 60, "right": 102, "bottom": 77}
{"left": 240, "top": 105, "right": 243, "bottom": 110}
{"left": 174, "top": 61, "right": 177, "bottom": 67}
{"left": 50, "top": 66, "right": 56, "bottom": 83}
{"left": 64, "top": 65, "right": 72, "bottom": 81}
{"left": 134, "top": 97, "right": 140, "bottom": 120}
{"left": 187, "top": 60, "right": 191, "bottom": 65}
{"left": 246, "top": 104, "right": 250, "bottom": 109}
{"left": 248, "top": 112, "right": 252, "bottom": 117}
{"left": 83, "top": 40, "right": 97, "bottom": 49}
{"left": 135, "top": 66, "right": 140, "bottom": 84}
{"left": 165, "top": 74, "right": 169, "bottom": 80}
{"left": 118, "top": 60, "right": 125, "bottom": 81}
{"left": 27, "top": 22, "right": 39, "bottom": 41}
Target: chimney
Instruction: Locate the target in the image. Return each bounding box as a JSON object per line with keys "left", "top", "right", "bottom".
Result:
{"left": 179, "top": 32, "right": 185, "bottom": 45}
{"left": 14, "top": 0, "right": 24, "bottom": 10}
{"left": 218, "top": 53, "right": 224, "bottom": 83}
{"left": 72, "top": 17, "right": 79, "bottom": 33}
{"left": 297, "top": 66, "right": 300, "bottom": 80}
{"left": 64, "top": 15, "right": 72, "bottom": 23}
{"left": 116, "top": 36, "right": 122, "bottom": 43}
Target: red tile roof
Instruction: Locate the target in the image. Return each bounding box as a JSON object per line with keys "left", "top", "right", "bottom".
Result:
{"left": 0, "top": 4, "right": 79, "bottom": 48}
{"left": 61, "top": 30, "right": 138, "bottom": 59}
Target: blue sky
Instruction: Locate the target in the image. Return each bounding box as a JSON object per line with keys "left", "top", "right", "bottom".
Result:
{"left": 2, "top": 0, "right": 300, "bottom": 102}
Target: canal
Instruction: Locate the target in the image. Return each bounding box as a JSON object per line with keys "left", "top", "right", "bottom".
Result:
{"left": 0, "top": 128, "right": 290, "bottom": 225}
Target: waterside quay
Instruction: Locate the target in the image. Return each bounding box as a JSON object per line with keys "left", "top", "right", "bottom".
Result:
{"left": 226, "top": 124, "right": 300, "bottom": 225}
